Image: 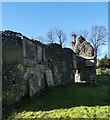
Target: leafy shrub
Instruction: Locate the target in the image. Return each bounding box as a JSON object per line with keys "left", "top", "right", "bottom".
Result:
{"left": 96, "top": 68, "right": 110, "bottom": 76}
{"left": 97, "top": 57, "right": 110, "bottom": 68}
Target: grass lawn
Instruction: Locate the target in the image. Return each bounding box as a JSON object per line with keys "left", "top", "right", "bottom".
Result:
{"left": 2, "top": 69, "right": 110, "bottom": 119}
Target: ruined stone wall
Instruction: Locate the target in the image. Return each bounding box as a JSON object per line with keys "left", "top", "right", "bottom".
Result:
{"left": 77, "top": 56, "right": 95, "bottom": 83}
{"left": 2, "top": 30, "right": 96, "bottom": 106}
{"left": 0, "top": 31, "right": 2, "bottom": 117}
{"left": 2, "top": 31, "right": 24, "bottom": 105}
{"left": 72, "top": 35, "right": 96, "bottom": 84}
{"left": 22, "top": 37, "right": 47, "bottom": 97}
{"left": 45, "top": 44, "right": 76, "bottom": 86}
{"left": 2, "top": 30, "right": 48, "bottom": 106}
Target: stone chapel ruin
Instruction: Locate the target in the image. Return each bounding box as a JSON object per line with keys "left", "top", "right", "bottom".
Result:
{"left": 2, "top": 30, "right": 96, "bottom": 106}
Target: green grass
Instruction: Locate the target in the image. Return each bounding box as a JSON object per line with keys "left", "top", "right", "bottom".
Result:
{"left": 3, "top": 69, "right": 110, "bottom": 119}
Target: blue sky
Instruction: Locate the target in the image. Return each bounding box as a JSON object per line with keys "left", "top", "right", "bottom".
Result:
{"left": 2, "top": 2, "right": 108, "bottom": 57}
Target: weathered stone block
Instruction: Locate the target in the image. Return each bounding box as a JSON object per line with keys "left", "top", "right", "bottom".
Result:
{"left": 45, "top": 69, "right": 54, "bottom": 87}
{"left": 37, "top": 45, "right": 43, "bottom": 62}
{"left": 25, "top": 39, "right": 37, "bottom": 60}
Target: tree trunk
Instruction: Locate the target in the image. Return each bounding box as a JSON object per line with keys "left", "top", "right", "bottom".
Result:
{"left": 94, "top": 49, "right": 97, "bottom": 67}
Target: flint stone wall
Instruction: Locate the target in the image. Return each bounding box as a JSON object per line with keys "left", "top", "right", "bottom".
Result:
{"left": 45, "top": 44, "right": 75, "bottom": 86}
{"left": 2, "top": 31, "right": 24, "bottom": 105}
{"left": 2, "top": 30, "right": 95, "bottom": 106}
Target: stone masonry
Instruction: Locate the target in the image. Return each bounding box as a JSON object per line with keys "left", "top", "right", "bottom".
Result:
{"left": 2, "top": 30, "right": 96, "bottom": 106}
{"left": 72, "top": 34, "right": 96, "bottom": 84}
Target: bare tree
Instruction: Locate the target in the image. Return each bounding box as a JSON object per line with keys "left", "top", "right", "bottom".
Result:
{"left": 47, "top": 29, "right": 55, "bottom": 43}
{"left": 80, "top": 30, "right": 89, "bottom": 39}
{"left": 31, "top": 35, "right": 37, "bottom": 41}
{"left": 37, "top": 36, "right": 46, "bottom": 43}
{"left": 71, "top": 30, "right": 88, "bottom": 40}
{"left": 55, "top": 28, "right": 66, "bottom": 47}
{"left": 90, "top": 25, "right": 107, "bottom": 64}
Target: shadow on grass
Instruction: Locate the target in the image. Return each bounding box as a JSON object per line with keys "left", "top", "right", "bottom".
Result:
{"left": 3, "top": 74, "right": 109, "bottom": 119}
